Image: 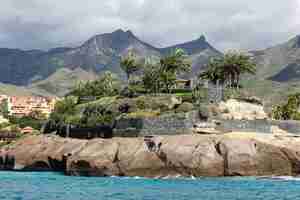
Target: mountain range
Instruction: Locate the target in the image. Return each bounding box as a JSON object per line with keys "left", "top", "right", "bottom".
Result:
{"left": 0, "top": 29, "right": 220, "bottom": 96}
{"left": 0, "top": 29, "right": 300, "bottom": 98}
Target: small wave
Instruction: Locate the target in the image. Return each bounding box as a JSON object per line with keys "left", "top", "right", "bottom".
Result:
{"left": 257, "top": 176, "right": 300, "bottom": 181}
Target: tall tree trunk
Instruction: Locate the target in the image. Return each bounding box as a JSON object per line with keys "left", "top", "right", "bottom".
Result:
{"left": 236, "top": 73, "right": 240, "bottom": 90}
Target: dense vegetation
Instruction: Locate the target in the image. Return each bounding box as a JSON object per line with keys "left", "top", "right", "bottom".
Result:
{"left": 198, "top": 51, "right": 256, "bottom": 88}
{"left": 69, "top": 71, "right": 121, "bottom": 100}
{"left": 48, "top": 48, "right": 194, "bottom": 127}
{"left": 8, "top": 115, "right": 45, "bottom": 130}
{"left": 272, "top": 93, "right": 300, "bottom": 120}
{"left": 51, "top": 49, "right": 300, "bottom": 131}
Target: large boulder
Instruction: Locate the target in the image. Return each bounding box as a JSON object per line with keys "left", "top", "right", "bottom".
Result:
{"left": 2, "top": 134, "right": 300, "bottom": 177}
{"left": 0, "top": 135, "right": 88, "bottom": 171}
{"left": 219, "top": 99, "right": 268, "bottom": 120}
{"left": 67, "top": 139, "right": 121, "bottom": 176}
{"left": 67, "top": 135, "right": 224, "bottom": 177}
{"left": 218, "top": 138, "right": 292, "bottom": 176}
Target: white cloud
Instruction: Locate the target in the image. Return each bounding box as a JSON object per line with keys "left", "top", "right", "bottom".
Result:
{"left": 0, "top": 0, "right": 299, "bottom": 51}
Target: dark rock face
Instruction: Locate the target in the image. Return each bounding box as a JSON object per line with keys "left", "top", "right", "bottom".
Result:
{"left": 251, "top": 34, "right": 300, "bottom": 82}
{"left": 293, "top": 35, "right": 300, "bottom": 48}
{"left": 0, "top": 154, "right": 15, "bottom": 170}
{"left": 160, "top": 35, "right": 219, "bottom": 55}
{"left": 2, "top": 134, "right": 300, "bottom": 178}
{"left": 269, "top": 63, "right": 300, "bottom": 82}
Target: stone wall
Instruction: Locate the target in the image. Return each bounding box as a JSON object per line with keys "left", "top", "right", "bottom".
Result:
{"left": 113, "top": 111, "right": 200, "bottom": 137}
{"left": 216, "top": 119, "right": 272, "bottom": 133}
{"left": 113, "top": 111, "right": 300, "bottom": 137}
{"left": 214, "top": 119, "right": 300, "bottom": 134}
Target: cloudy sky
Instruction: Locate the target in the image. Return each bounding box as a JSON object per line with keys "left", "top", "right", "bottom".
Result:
{"left": 1, "top": 0, "right": 300, "bottom": 51}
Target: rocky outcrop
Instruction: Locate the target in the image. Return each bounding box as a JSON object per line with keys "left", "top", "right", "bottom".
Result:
{"left": 218, "top": 138, "right": 291, "bottom": 176}
{"left": 2, "top": 133, "right": 300, "bottom": 177}
{"left": 218, "top": 99, "right": 268, "bottom": 120}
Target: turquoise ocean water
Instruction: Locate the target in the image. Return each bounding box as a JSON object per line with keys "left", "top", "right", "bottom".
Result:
{"left": 1, "top": 172, "right": 300, "bottom": 200}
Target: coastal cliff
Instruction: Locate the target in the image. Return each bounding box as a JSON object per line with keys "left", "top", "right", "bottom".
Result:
{"left": 1, "top": 133, "right": 300, "bottom": 178}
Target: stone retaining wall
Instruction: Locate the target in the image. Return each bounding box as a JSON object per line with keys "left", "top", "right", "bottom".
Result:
{"left": 216, "top": 119, "right": 272, "bottom": 133}
{"left": 215, "top": 119, "right": 300, "bottom": 134}
{"left": 113, "top": 111, "right": 300, "bottom": 136}
{"left": 113, "top": 111, "right": 200, "bottom": 137}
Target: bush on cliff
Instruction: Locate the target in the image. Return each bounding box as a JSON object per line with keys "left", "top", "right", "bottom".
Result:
{"left": 80, "top": 103, "right": 116, "bottom": 127}
{"left": 272, "top": 93, "right": 300, "bottom": 120}
{"left": 124, "top": 111, "right": 160, "bottom": 119}
{"left": 50, "top": 96, "right": 79, "bottom": 124}
{"left": 8, "top": 116, "right": 44, "bottom": 130}
{"left": 175, "top": 102, "right": 194, "bottom": 113}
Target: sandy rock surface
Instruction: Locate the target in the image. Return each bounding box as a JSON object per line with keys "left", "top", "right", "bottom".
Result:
{"left": 219, "top": 99, "right": 268, "bottom": 120}
{"left": 2, "top": 133, "right": 300, "bottom": 178}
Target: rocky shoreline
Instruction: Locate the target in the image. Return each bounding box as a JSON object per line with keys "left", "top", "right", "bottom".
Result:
{"left": 1, "top": 133, "right": 300, "bottom": 178}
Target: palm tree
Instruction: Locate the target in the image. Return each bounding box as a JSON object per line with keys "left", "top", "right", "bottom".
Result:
{"left": 159, "top": 48, "right": 191, "bottom": 93}
{"left": 198, "top": 51, "right": 256, "bottom": 88}
{"left": 198, "top": 57, "right": 225, "bottom": 84}
{"left": 221, "top": 52, "right": 256, "bottom": 88}
{"left": 120, "top": 51, "right": 141, "bottom": 83}
{"left": 142, "top": 58, "right": 161, "bottom": 94}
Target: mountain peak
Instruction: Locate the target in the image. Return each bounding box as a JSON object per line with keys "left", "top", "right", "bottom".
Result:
{"left": 288, "top": 34, "right": 300, "bottom": 49}
{"left": 112, "top": 29, "right": 125, "bottom": 34}
{"left": 109, "top": 29, "right": 137, "bottom": 39}
{"left": 198, "top": 35, "right": 206, "bottom": 42}
{"left": 160, "top": 34, "right": 218, "bottom": 55}
{"left": 126, "top": 30, "right": 134, "bottom": 35}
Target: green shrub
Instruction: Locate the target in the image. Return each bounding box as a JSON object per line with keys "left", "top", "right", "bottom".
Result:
{"left": 272, "top": 93, "right": 300, "bottom": 120}
{"left": 176, "top": 102, "right": 194, "bottom": 113}
{"left": 8, "top": 116, "right": 44, "bottom": 130}
{"left": 172, "top": 89, "right": 192, "bottom": 94}
{"left": 0, "top": 122, "right": 10, "bottom": 130}
{"left": 136, "top": 97, "right": 147, "bottom": 110}
{"left": 223, "top": 89, "right": 242, "bottom": 101}
{"left": 50, "top": 96, "right": 78, "bottom": 124}
{"left": 198, "top": 104, "right": 211, "bottom": 120}
{"left": 80, "top": 103, "right": 116, "bottom": 127}
{"left": 70, "top": 71, "right": 121, "bottom": 98}
{"left": 192, "top": 87, "right": 208, "bottom": 104}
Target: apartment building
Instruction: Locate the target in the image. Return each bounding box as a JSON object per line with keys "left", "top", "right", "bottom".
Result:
{"left": 2, "top": 96, "right": 57, "bottom": 118}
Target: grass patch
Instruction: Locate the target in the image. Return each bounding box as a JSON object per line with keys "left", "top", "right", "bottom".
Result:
{"left": 76, "top": 96, "right": 118, "bottom": 110}
{"left": 175, "top": 92, "right": 193, "bottom": 97}
{"left": 125, "top": 111, "right": 160, "bottom": 118}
